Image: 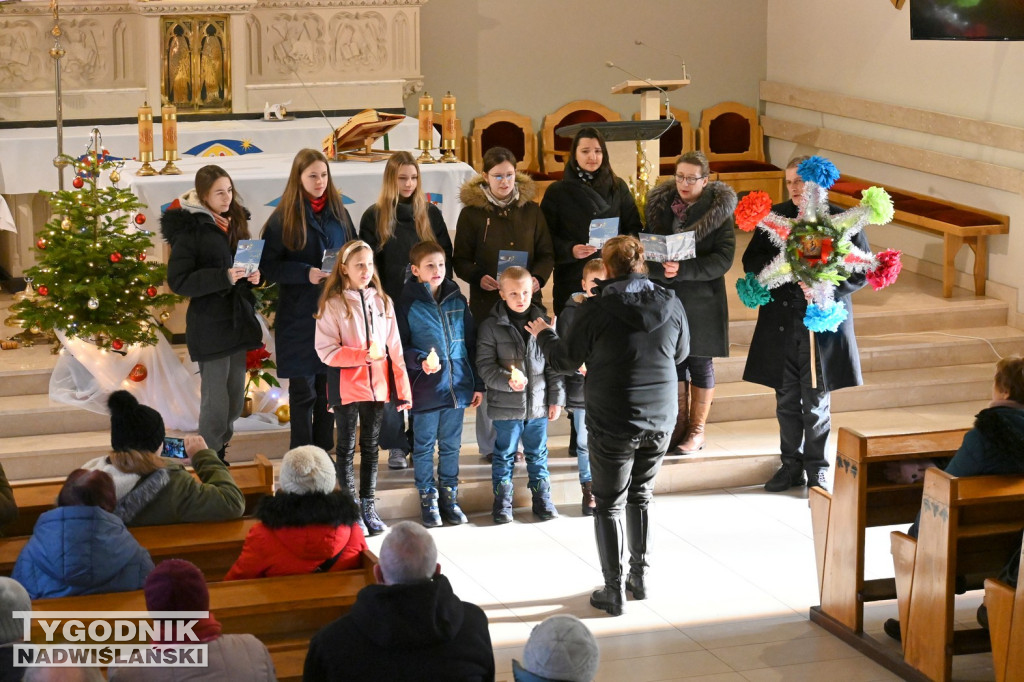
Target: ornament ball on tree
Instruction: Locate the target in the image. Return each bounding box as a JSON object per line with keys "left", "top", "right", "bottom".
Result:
{"left": 109, "top": 252, "right": 122, "bottom": 263}
{"left": 146, "top": 286, "right": 158, "bottom": 297}
{"left": 37, "top": 285, "right": 49, "bottom": 296}
{"left": 36, "top": 238, "right": 47, "bottom": 250}
{"left": 72, "top": 176, "right": 84, "bottom": 189}
{"left": 134, "top": 213, "right": 146, "bottom": 225}
{"left": 111, "top": 339, "right": 124, "bottom": 350}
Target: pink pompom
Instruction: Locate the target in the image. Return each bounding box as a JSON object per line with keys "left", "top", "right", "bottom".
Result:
{"left": 866, "top": 249, "right": 902, "bottom": 290}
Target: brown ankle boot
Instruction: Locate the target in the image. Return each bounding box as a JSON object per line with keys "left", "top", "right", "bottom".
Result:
{"left": 581, "top": 481, "right": 596, "bottom": 516}
{"left": 667, "top": 381, "right": 690, "bottom": 452}
{"left": 679, "top": 386, "right": 713, "bottom": 453}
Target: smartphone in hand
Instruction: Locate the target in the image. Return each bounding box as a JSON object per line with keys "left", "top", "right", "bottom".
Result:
{"left": 162, "top": 437, "right": 187, "bottom": 459}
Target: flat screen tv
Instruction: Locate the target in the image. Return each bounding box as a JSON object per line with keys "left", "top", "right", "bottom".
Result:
{"left": 911, "top": 0, "right": 1024, "bottom": 40}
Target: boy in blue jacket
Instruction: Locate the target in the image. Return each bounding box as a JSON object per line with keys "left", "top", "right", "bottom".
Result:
{"left": 397, "top": 241, "right": 484, "bottom": 527}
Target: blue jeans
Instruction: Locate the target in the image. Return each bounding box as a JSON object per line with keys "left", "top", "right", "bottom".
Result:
{"left": 492, "top": 417, "right": 549, "bottom": 489}
{"left": 572, "top": 408, "right": 592, "bottom": 484}
{"left": 411, "top": 407, "right": 465, "bottom": 492}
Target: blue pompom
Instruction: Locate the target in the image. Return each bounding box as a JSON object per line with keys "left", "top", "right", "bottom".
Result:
{"left": 804, "top": 300, "right": 848, "bottom": 333}
{"left": 736, "top": 272, "right": 773, "bottom": 309}
{"left": 797, "top": 156, "right": 841, "bottom": 190}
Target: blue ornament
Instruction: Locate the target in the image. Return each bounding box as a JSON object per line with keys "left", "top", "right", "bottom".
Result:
{"left": 797, "top": 156, "right": 841, "bottom": 190}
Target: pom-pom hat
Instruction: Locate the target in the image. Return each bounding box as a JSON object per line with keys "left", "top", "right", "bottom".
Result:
{"left": 278, "top": 446, "right": 336, "bottom": 495}
{"left": 108, "top": 390, "right": 165, "bottom": 453}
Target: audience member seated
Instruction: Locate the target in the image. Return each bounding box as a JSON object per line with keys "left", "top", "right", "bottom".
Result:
{"left": 82, "top": 391, "right": 245, "bottom": 526}
{"left": 225, "top": 446, "right": 366, "bottom": 579}
{"left": 12, "top": 470, "right": 153, "bottom": 600}
{"left": 0, "top": 464, "right": 16, "bottom": 534}
{"left": 0, "top": 577, "right": 30, "bottom": 682}
{"left": 303, "top": 521, "right": 494, "bottom": 681}
{"left": 513, "top": 615, "right": 600, "bottom": 682}
{"left": 108, "top": 559, "right": 275, "bottom": 681}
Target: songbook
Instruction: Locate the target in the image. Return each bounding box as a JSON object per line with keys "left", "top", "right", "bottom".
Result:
{"left": 497, "top": 250, "right": 528, "bottom": 276}
{"left": 640, "top": 232, "right": 696, "bottom": 262}
{"left": 322, "top": 109, "right": 405, "bottom": 162}
{"left": 588, "top": 217, "right": 619, "bottom": 248}
{"left": 321, "top": 247, "right": 341, "bottom": 274}
{"left": 233, "top": 239, "right": 264, "bottom": 276}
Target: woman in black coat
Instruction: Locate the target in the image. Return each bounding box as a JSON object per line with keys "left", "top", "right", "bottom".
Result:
{"left": 163, "top": 165, "right": 262, "bottom": 462}
{"left": 261, "top": 149, "right": 356, "bottom": 451}
{"left": 645, "top": 151, "right": 736, "bottom": 455}
{"left": 359, "top": 150, "right": 452, "bottom": 469}
{"left": 540, "top": 127, "right": 643, "bottom": 315}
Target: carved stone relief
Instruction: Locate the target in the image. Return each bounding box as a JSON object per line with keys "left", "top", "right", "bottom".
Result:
{"left": 62, "top": 19, "right": 108, "bottom": 83}
{"left": 328, "top": 11, "right": 386, "bottom": 70}
{"left": 0, "top": 20, "right": 45, "bottom": 86}
{"left": 269, "top": 12, "right": 327, "bottom": 73}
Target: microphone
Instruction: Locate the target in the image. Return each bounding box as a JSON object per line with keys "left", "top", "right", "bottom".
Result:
{"left": 605, "top": 61, "right": 674, "bottom": 121}
{"left": 288, "top": 65, "right": 340, "bottom": 156}
{"left": 634, "top": 40, "right": 689, "bottom": 81}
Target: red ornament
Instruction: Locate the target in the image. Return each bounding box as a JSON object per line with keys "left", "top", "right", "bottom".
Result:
{"left": 37, "top": 285, "right": 48, "bottom": 296}
{"left": 134, "top": 213, "right": 146, "bottom": 225}
{"left": 109, "top": 252, "right": 122, "bottom": 263}
{"left": 72, "top": 176, "right": 84, "bottom": 189}
{"left": 36, "top": 238, "right": 47, "bottom": 250}
{"left": 128, "top": 363, "right": 148, "bottom": 382}
{"left": 111, "top": 339, "right": 124, "bottom": 350}
{"left": 138, "top": 252, "right": 147, "bottom": 261}
{"left": 146, "top": 286, "right": 158, "bottom": 297}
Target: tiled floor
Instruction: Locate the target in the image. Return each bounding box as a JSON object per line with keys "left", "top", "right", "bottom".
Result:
{"left": 365, "top": 473, "right": 997, "bottom": 681}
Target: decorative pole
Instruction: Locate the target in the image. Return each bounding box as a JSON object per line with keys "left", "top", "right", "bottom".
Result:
{"left": 48, "top": 0, "right": 68, "bottom": 190}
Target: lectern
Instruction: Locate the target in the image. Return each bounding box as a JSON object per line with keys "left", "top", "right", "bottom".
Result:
{"left": 611, "top": 79, "right": 689, "bottom": 171}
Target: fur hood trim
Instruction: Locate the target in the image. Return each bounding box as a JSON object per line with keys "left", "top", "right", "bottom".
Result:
{"left": 255, "top": 490, "right": 361, "bottom": 528}
{"left": 116, "top": 469, "right": 170, "bottom": 524}
{"left": 459, "top": 171, "right": 536, "bottom": 210}
{"left": 646, "top": 179, "right": 737, "bottom": 242}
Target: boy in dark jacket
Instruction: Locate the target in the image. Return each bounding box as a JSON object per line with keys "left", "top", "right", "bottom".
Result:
{"left": 477, "top": 266, "right": 565, "bottom": 524}
{"left": 397, "top": 242, "right": 484, "bottom": 528}
{"left": 557, "top": 258, "right": 607, "bottom": 517}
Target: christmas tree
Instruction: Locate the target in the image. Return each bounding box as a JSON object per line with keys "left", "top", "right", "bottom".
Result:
{"left": 12, "top": 148, "right": 179, "bottom": 350}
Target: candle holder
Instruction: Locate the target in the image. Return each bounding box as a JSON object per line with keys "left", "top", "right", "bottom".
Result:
{"left": 159, "top": 150, "right": 182, "bottom": 175}
{"left": 440, "top": 145, "right": 458, "bottom": 163}
{"left": 417, "top": 139, "right": 436, "bottom": 164}
{"left": 136, "top": 151, "right": 157, "bottom": 177}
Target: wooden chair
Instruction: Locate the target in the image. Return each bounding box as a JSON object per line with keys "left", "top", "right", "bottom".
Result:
{"left": 432, "top": 112, "right": 467, "bottom": 162}
{"left": 984, "top": 532, "right": 1024, "bottom": 682}
{"left": 540, "top": 99, "right": 621, "bottom": 178}
{"left": 697, "top": 101, "right": 785, "bottom": 202}
{"left": 470, "top": 109, "right": 539, "bottom": 174}
{"left": 632, "top": 106, "right": 695, "bottom": 177}
{"left": 890, "top": 469, "right": 1024, "bottom": 681}
{"left": 7, "top": 454, "right": 275, "bottom": 536}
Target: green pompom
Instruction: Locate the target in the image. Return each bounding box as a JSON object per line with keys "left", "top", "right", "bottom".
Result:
{"left": 736, "top": 272, "right": 772, "bottom": 309}
{"left": 861, "top": 186, "right": 894, "bottom": 225}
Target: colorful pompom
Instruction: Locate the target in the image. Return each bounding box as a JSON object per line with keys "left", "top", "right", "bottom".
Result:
{"left": 797, "top": 156, "right": 841, "bottom": 190}
{"left": 804, "top": 300, "right": 848, "bottom": 333}
{"left": 736, "top": 272, "right": 773, "bottom": 309}
{"left": 734, "top": 191, "right": 773, "bottom": 232}
{"left": 866, "top": 248, "right": 902, "bottom": 290}
{"left": 861, "top": 186, "right": 895, "bottom": 225}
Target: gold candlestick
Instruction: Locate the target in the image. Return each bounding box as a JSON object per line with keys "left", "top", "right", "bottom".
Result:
{"left": 417, "top": 92, "right": 436, "bottom": 164}
{"left": 158, "top": 104, "right": 181, "bottom": 175}
{"left": 440, "top": 91, "right": 458, "bottom": 163}
{"left": 137, "top": 102, "right": 157, "bottom": 176}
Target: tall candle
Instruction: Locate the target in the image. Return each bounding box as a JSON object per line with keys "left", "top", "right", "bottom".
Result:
{"left": 138, "top": 102, "right": 153, "bottom": 157}
{"left": 161, "top": 104, "right": 177, "bottom": 156}
{"left": 417, "top": 92, "right": 433, "bottom": 148}
{"left": 441, "top": 91, "right": 457, "bottom": 147}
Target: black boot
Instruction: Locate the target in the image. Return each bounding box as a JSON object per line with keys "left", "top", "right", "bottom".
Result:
{"left": 419, "top": 489, "right": 442, "bottom": 528}
{"left": 439, "top": 485, "right": 468, "bottom": 525}
{"left": 492, "top": 480, "right": 514, "bottom": 524}
{"left": 216, "top": 444, "right": 230, "bottom": 467}
{"left": 360, "top": 497, "right": 388, "bottom": 536}
{"left": 625, "top": 503, "right": 649, "bottom": 600}
{"left": 590, "top": 514, "right": 626, "bottom": 616}
{"left": 530, "top": 479, "right": 559, "bottom": 521}
{"left": 581, "top": 482, "right": 596, "bottom": 517}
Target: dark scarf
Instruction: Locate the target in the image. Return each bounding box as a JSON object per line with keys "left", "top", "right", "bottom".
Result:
{"left": 567, "top": 158, "right": 615, "bottom": 197}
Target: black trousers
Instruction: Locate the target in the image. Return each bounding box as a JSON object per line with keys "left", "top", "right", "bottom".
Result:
{"left": 775, "top": 327, "right": 830, "bottom": 474}
{"left": 333, "top": 401, "right": 384, "bottom": 499}
{"left": 588, "top": 427, "right": 668, "bottom": 518}
{"left": 288, "top": 373, "right": 334, "bottom": 451}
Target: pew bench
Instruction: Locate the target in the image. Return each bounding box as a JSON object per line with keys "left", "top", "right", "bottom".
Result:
{"left": 0, "top": 517, "right": 259, "bottom": 581}
{"left": 828, "top": 175, "right": 1009, "bottom": 297}
{"left": 983, "top": 532, "right": 1024, "bottom": 682}
{"left": 890, "top": 470, "right": 1024, "bottom": 682}
{"left": 6, "top": 454, "right": 274, "bottom": 536}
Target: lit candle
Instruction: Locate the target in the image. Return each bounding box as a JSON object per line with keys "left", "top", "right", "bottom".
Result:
{"left": 510, "top": 365, "right": 526, "bottom": 385}
{"left": 368, "top": 340, "right": 384, "bottom": 360}
{"left": 138, "top": 102, "right": 153, "bottom": 157}
{"left": 426, "top": 348, "right": 440, "bottom": 371}
{"left": 441, "top": 91, "right": 457, "bottom": 147}
{"left": 161, "top": 104, "right": 177, "bottom": 157}
{"left": 417, "top": 92, "right": 433, "bottom": 149}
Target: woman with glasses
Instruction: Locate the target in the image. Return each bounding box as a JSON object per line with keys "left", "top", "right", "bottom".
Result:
{"left": 644, "top": 151, "right": 736, "bottom": 454}
{"left": 453, "top": 146, "right": 555, "bottom": 460}
{"left": 540, "top": 127, "right": 643, "bottom": 315}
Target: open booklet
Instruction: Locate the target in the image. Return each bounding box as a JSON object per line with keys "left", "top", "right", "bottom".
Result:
{"left": 588, "top": 217, "right": 619, "bottom": 249}
{"left": 640, "top": 232, "right": 696, "bottom": 262}
{"left": 321, "top": 247, "right": 340, "bottom": 274}
{"left": 233, "top": 239, "right": 265, "bottom": 275}
{"left": 497, "top": 250, "right": 528, "bottom": 276}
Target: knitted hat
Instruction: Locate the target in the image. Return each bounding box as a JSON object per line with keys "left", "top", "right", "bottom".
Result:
{"left": 278, "top": 446, "right": 336, "bottom": 495}
{"left": 514, "top": 615, "right": 600, "bottom": 682}
{"left": 108, "top": 390, "right": 165, "bottom": 454}
{"left": 144, "top": 559, "right": 209, "bottom": 613}
{"left": 0, "top": 577, "right": 31, "bottom": 644}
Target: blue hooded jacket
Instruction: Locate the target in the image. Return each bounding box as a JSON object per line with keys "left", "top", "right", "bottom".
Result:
{"left": 12, "top": 505, "right": 154, "bottom": 600}
{"left": 397, "top": 277, "right": 483, "bottom": 413}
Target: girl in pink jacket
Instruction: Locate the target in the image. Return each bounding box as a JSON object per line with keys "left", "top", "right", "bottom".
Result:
{"left": 315, "top": 240, "right": 411, "bottom": 535}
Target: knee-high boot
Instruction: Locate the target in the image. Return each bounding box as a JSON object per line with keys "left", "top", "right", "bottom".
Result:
{"left": 680, "top": 386, "right": 714, "bottom": 454}
{"left": 590, "top": 514, "right": 626, "bottom": 616}
{"left": 667, "top": 381, "right": 690, "bottom": 453}
{"left": 625, "top": 503, "right": 650, "bottom": 599}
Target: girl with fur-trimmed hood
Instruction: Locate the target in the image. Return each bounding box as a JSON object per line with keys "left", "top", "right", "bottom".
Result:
{"left": 644, "top": 151, "right": 736, "bottom": 455}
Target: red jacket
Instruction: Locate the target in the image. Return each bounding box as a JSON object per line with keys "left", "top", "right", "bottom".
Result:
{"left": 225, "top": 491, "right": 366, "bottom": 580}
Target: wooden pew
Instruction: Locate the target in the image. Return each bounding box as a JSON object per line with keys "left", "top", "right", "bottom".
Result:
{"left": 890, "top": 470, "right": 1024, "bottom": 682}
{"left": 810, "top": 427, "right": 965, "bottom": 634}
{"left": 6, "top": 454, "right": 274, "bottom": 536}
{"left": 0, "top": 517, "right": 259, "bottom": 581}
{"left": 984, "top": 532, "right": 1024, "bottom": 682}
